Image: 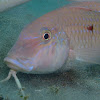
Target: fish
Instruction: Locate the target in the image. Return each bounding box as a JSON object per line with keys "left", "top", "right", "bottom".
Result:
{"left": 1, "top": 1, "right": 100, "bottom": 98}
{"left": 0, "top": 0, "right": 30, "bottom": 12}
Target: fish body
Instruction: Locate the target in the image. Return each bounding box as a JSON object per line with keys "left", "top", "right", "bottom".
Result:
{"left": 4, "top": 2, "right": 100, "bottom": 74}
{"left": 0, "top": 0, "right": 30, "bottom": 12}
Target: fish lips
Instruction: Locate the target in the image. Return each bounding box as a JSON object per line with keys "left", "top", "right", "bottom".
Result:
{"left": 4, "top": 57, "right": 34, "bottom": 72}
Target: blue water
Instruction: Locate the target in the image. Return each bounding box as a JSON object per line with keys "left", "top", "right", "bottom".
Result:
{"left": 0, "top": 0, "right": 100, "bottom": 100}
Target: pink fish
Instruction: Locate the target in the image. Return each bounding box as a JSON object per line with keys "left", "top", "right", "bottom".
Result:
{"left": 1, "top": 1, "right": 100, "bottom": 97}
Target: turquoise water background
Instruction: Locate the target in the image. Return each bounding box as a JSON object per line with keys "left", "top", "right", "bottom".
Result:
{"left": 0, "top": 0, "right": 100, "bottom": 100}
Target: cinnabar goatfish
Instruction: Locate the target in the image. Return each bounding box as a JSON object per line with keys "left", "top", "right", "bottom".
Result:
{"left": 1, "top": 1, "right": 100, "bottom": 97}
{"left": 4, "top": 1, "right": 100, "bottom": 74}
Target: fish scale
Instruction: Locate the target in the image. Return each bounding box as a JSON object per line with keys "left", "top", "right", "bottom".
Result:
{"left": 61, "top": 7, "right": 100, "bottom": 64}
{"left": 64, "top": 9, "right": 100, "bottom": 45}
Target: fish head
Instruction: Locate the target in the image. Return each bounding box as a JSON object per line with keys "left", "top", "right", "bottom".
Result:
{"left": 4, "top": 15, "right": 69, "bottom": 74}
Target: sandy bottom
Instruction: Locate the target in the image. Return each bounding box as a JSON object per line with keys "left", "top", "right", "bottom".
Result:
{"left": 0, "top": 0, "right": 100, "bottom": 100}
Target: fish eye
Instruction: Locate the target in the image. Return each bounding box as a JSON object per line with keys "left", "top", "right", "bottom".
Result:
{"left": 44, "top": 33, "right": 49, "bottom": 39}
{"left": 42, "top": 30, "right": 51, "bottom": 40}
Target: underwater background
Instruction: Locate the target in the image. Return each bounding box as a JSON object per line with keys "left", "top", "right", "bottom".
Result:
{"left": 0, "top": 0, "right": 100, "bottom": 100}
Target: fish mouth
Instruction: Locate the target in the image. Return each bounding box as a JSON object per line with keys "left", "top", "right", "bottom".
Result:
{"left": 4, "top": 57, "right": 34, "bottom": 72}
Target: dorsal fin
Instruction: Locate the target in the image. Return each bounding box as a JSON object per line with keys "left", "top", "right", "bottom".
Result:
{"left": 69, "top": 1, "right": 100, "bottom": 12}
{"left": 70, "top": 6, "right": 93, "bottom": 11}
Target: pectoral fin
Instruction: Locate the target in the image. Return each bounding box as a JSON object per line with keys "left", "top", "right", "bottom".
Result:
{"left": 75, "top": 48, "right": 100, "bottom": 65}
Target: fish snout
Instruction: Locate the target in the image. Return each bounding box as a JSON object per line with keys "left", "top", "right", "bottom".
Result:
{"left": 4, "top": 56, "right": 34, "bottom": 73}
